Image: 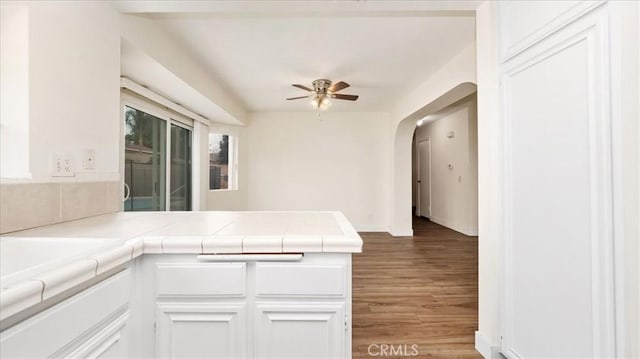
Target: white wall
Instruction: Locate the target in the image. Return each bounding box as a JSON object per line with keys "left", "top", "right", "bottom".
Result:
{"left": 0, "top": 3, "right": 29, "bottom": 179}
{"left": 610, "top": 1, "right": 640, "bottom": 356}
{"left": 0, "top": 2, "right": 123, "bottom": 233}
{"left": 1, "top": 1, "right": 121, "bottom": 183}
{"left": 9, "top": 1, "right": 121, "bottom": 183}
{"left": 413, "top": 95, "right": 477, "bottom": 236}
{"left": 390, "top": 44, "right": 477, "bottom": 236}
{"left": 474, "top": 1, "right": 501, "bottom": 356}
{"left": 246, "top": 112, "right": 390, "bottom": 231}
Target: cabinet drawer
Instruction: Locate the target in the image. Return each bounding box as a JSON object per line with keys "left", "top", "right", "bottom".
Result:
{"left": 156, "top": 263, "right": 246, "bottom": 297}
{"left": 256, "top": 263, "right": 346, "bottom": 297}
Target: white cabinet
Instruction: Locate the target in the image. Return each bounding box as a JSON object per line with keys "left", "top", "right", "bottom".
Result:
{"left": 255, "top": 302, "right": 345, "bottom": 359}
{"left": 156, "top": 302, "right": 247, "bottom": 359}
{"left": 498, "top": 1, "right": 616, "bottom": 357}
{"left": 63, "top": 310, "right": 130, "bottom": 359}
{"left": 145, "top": 253, "right": 352, "bottom": 359}
{"left": 0, "top": 269, "right": 132, "bottom": 358}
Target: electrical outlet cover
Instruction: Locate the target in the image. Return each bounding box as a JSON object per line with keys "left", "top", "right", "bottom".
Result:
{"left": 52, "top": 154, "right": 75, "bottom": 177}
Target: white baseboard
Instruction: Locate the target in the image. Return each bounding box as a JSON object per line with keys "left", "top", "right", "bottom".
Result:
{"left": 389, "top": 229, "right": 413, "bottom": 237}
{"left": 475, "top": 331, "right": 501, "bottom": 359}
{"left": 430, "top": 216, "right": 477, "bottom": 237}
{"left": 354, "top": 225, "right": 389, "bottom": 232}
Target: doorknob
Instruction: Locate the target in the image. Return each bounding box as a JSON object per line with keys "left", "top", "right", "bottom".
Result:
{"left": 417, "top": 180, "right": 421, "bottom": 183}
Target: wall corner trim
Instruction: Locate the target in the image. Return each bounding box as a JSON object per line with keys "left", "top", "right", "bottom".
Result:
{"left": 389, "top": 229, "right": 413, "bottom": 237}
{"left": 475, "top": 331, "right": 502, "bottom": 359}
{"left": 353, "top": 225, "right": 389, "bottom": 233}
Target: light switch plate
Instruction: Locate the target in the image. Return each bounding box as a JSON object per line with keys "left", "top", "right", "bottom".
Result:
{"left": 83, "top": 149, "right": 96, "bottom": 170}
{"left": 52, "top": 154, "right": 75, "bottom": 177}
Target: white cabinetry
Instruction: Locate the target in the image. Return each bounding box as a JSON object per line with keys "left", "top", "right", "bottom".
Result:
{"left": 142, "top": 253, "right": 352, "bottom": 359}
{"left": 156, "top": 302, "right": 247, "bottom": 358}
{"left": 0, "top": 269, "right": 132, "bottom": 358}
{"left": 498, "top": 1, "right": 616, "bottom": 357}
{"left": 254, "top": 302, "right": 345, "bottom": 359}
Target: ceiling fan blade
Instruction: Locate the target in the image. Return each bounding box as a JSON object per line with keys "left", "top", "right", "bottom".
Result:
{"left": 331, "top": 94, "right": 359, "bottom": 101}
{"left": 286, "top": 95, "right": 311, "bottom": 100}
{"left": 292, "top": 84, "right": 313, "bottom": 92}
{"left": 329, "top": 81, "right": 350, "bottom": 93}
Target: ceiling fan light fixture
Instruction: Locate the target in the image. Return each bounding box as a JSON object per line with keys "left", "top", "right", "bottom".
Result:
{"left": 310, "top": 95, "right": 331, "bottom": 111}
{"left": 320, "top": 96, "right": 331, "bottom": 109}
{"left": 289, "top": 79, "right": 357, "bottom": 111}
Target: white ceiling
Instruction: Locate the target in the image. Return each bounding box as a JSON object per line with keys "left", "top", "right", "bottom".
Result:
{"left": 142, "top": 13, "right": 475, "bottom": 113}
{"left": 114, "top": 1, "right": 477, "bottom": 114}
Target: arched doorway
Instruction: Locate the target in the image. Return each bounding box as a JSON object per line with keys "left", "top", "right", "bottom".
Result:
{"left": 390, "top": 82, "right": 477, "bottom": 236}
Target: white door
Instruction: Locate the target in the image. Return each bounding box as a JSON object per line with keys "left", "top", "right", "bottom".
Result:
{"left": 156, "top": 302, "right": 247, "bottom": 358}
{"left": 417, "top": 139, "right": 431, "bottom": 218}
{"left": 499, "top": 2, "right": 615, "bottom": 358}
{"left": 255, "top": 302, "right": 345, "bottom": 359}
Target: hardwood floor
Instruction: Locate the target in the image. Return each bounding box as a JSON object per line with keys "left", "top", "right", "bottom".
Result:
{"left": 352, "top": 217, "right": 480, "bottom": 358}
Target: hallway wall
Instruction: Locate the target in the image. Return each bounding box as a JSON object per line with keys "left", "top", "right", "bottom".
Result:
{"left": 413, "top": 94, "right": 478, "bottom": 236}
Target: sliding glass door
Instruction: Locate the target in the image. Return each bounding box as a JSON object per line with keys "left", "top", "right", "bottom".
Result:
{"left": 124, "top": 106, "right": 167, "bottom": 211}
{"left": 124, "top": 105, "right": 192, "bottom": 212}
{"left": 170, "top": 124, "right": 191, "bottom": 211}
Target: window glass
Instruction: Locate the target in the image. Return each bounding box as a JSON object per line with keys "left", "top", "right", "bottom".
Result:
{"left": 124, "top": 106, "right": 167, "bottom": 211}
{"left": 209, "top": 133, "right": 233, "bottom": 190}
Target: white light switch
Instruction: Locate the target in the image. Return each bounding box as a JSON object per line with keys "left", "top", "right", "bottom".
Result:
{"left": 83, "top": 149, "right": 96, "bottom": 170}
{"left": 52, "top": 154, "right": 75, "bottom": 177}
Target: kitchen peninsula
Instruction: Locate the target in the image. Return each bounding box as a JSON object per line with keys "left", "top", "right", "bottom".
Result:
{"left": 0, "top": 211, "right": 362, "bottom": 358}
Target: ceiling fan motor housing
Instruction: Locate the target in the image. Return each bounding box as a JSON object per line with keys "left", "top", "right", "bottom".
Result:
{"left": 312, "top": 79, "right": 332, "bottom": 95}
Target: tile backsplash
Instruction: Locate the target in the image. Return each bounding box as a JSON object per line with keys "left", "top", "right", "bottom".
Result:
{"left": 0, "top": 181, "right": 121, "bottom": 234}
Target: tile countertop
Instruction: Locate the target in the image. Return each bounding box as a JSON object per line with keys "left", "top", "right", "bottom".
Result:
{"left": 0, "top": 211, "right": 363, "bottom": 322}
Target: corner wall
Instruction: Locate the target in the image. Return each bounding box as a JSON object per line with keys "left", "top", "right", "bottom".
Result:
{"left": 475, "top": 1, "right": 501, "bottom": 356}
{"left": 0, "top": 1, "right": 122, "bottom": 233}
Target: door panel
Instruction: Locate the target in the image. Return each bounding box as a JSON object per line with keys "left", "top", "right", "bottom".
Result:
{"left": 156, "top": 302, "right": 247, "bottom": 359}
{"left": 417, "top": 140, "right": 431, "bottom": 218}
{"left": 500, "top": 3, "right": 615, "bottom": 358}
{"left": 255, "top": 302, "right": 344, "bottom": 359}
{"left": 170, "top": 125, "right": 192, "bottom": 211}
{"left": 124, "top": 106, "right": 166, "bottom": 211}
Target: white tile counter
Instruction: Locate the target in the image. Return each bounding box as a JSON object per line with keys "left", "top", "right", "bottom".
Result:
{"left": 0, "top": 211, "right": 362, "bottom": 322}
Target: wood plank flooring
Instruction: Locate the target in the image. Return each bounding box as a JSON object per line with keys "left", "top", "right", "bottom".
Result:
{"left": 352, "top": 217, "right": 480, "bottom": 358}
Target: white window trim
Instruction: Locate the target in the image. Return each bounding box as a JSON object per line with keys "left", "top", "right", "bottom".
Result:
{"left": 208, "top": 131, "right": 238, "bottom": 192}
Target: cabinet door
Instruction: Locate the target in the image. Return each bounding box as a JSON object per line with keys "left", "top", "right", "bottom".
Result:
{"left": 62, "top": 311, "right": 130, "bottom": 359}
{"left": 255, "top": 302, "right": 345, "bottom": 359}
{"left": 156, "top": 302, "right": 247, "bottom": 358}
{"left": 499, "top": 2, "right": 616, "bottom": 358}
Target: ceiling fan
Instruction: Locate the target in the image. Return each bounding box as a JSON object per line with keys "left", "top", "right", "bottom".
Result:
{"left": 286, "top": 79, "right": 359, "bottom": 110}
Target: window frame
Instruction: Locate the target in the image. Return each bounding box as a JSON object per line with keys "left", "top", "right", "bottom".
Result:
{"left": 120, "top": 91, "right": 196, "bottom": 210}
{"left": 208, "top": 131, "right": 238, "bottom": 192}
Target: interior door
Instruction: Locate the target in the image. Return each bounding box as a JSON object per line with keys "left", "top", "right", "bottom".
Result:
{"left": 124, "top": 106, "right": 166, "bottom": 211}
{"left": 499, "top": 2, "right": 615, "bottom": 357}
{"left": 417, "top": 139, "right": 431, "bottom": 218}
